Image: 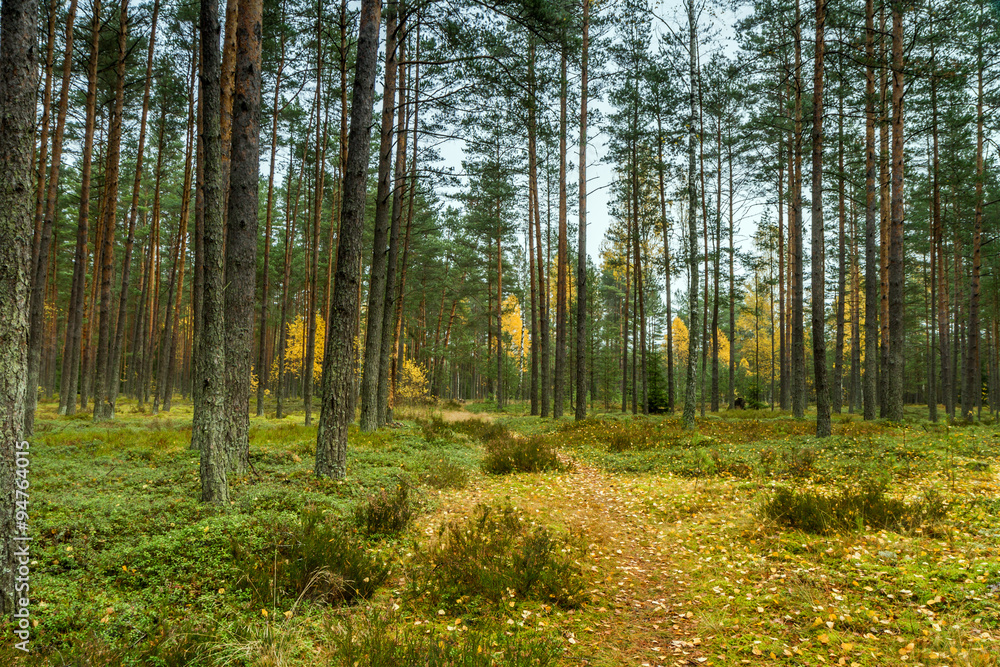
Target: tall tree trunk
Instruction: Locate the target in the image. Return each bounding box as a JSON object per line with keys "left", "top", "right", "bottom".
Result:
{"left": 195, "top": 0, "right": 229, "bottom": 503}
{"left": 657, "top": 113, "right": 674, "bottom": 413}
{"left": 790, "top": 0, "right": 805, "bottom": 420}
{"left": 885, "top": 0, "right": 905, "bottom": 422}
{"left": 359, "top": 2, "right": 398, "bottom": 431}
{"left": 93, "top": 0, "right": 129, "bottom": 422}
{"left": 554, "top": 46, "right": 569, "bottom": 419}
{"left": 682, "top": 0, "right": 700, "bottom": 429}
{"left": 575, "top": 0, "right": 589, "bottom": 421}
{"left": 833, "top": 85, "right": 846, "bottom": 414}
{"left": 728, "top": 134, "right": 735, "bottom": 410}
{"left": 863, "top": 0, "right": 878, "bottom": 420}
{"left": 223, "top": 0, "right": 263, "bottom": 471}
{"left": 0, "top": 0, "right": 38, "bottom": 618}
{"left": 220, "top": 0, "right": 238, "bottom": 213}
{"left": 811, "top": 0, "right": 830, "bottom": 437}
{"left": 711, "top": 118, "right": 721, "bottom": 412}
{"left": 878, "top": 6, "right": 890, "bottom": 415}
{"left": 316, "top": 0, "right": 381, "bottom": 477}
{"left": 963, "top": 16, "right": 984, "bottom": 421}
{"left": 528, "top": 39, "right": 549, "bottom": 418}
{"left": 777, "top": 86, "right": 787, "bottom": 410}
{"left": 931, "top": 17, "right": 949, "bottom": 419}
{"left": 379, "top": 34, "right": 408, "bottom": 424}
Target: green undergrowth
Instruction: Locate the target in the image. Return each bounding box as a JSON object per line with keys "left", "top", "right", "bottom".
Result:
{"left": 408, "top": 501, "right": 588, "bottom": 612}
{"left": 5, "top": 398, "right": 483, "bottom": 663}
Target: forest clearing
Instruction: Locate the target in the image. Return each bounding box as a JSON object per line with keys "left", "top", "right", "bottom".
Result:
{"left": 0, "top": 398, "right": 997, "bottom": 665}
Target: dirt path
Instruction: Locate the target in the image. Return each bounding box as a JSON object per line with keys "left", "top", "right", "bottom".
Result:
{"left": 428, "top": 457, "right": 708, "bottom": 666}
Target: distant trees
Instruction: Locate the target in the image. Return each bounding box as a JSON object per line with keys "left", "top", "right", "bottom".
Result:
{"left": 9, "top": 0, "right": 1000, "bottom": 494}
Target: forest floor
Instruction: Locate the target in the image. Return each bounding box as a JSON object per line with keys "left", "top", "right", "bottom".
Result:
{"left": 3, "top": 398, "right": 999, "bottom": 667}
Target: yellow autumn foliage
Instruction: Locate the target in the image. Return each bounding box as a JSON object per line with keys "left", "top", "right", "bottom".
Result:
{"left": 270, "top": 313, "right": 326, "bottom": 385}
{"left": 397, "top": 358, "right": 429, "bottom": 400}
{"left": 666, "top": 316, "right": 729, "bottom": 367}
{"left": 501, "top": 294, "right": 530, "bottom": 372}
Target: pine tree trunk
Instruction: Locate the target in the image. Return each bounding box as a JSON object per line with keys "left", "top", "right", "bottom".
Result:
{"left": 833, "top": 86, "right": 846, "bottom": 415}
{"left": 195, "top": 0, "right": 229, "bottom": 503}
{"left": 223, "top": 0, "right": 263, "bottom": 471}
{"left": 657, "top": 113, "right": 674, "bottom": 413}
{"left": 220, "top": 0, "right": 238, "bottom": 212}
{"left": 554, "top": 47, "right": 569, "bottom": 419}
{"left": 528, "top": 39, "right": 549, "bottom": 418}
{"left": 863, "top": 0, "right": 879, "bottom": 421}
{"left": 711, "top": 120, "right": 721, "bottom": 412}
{"left": 777, "top": 87, "right": 787, "bottom": 411}
{"left": 811, "top": 0, "right": 830, "bottom": 437}
{"left": 962, "top": 20, "right": 985, "bottom": 421}
{"left": 316, "top": 0, "right": 381, "bottom": 478}
{"left": 379, "top": 36, "right": 408, "bottom": 424}
{"left": 576, "top": 0, "right": 589, "bottom": 421}
{"left": 790, "top": 0, "right": 805, "bottom": 420}
{"left": 885, "top": 1, "right": 905, "bottom": 422}
{"left": 0, "top": 0, "right": 38, "bottom": 618}
{"left": 682, "top": 0, "right": 700, "bottom": 429}
{"left": 359, "top": 2, "right": 398, "bottom": 431}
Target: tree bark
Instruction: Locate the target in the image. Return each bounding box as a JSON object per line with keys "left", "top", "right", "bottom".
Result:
{"left": 682, "top": 0, "right": 700, "bottom": 429}
{"left": 554, "top": 46, "right": 569, "bottom": 419}
{"left": 963, "top": 13, "right": 984, "bottom": 422}
{"left": 195, "top": 0, "right": 229, "bottom": 503}
{"left": 316, "top": 0, "right": 381, "bottom": 477}
{"left": 379, "top": 33, "right": 407, "bottom": 424}
{"left": 790, "top": 0, "right": 805, "bottom": 420}
{"left": 528, "top": 39, "right": 548, "bottom": 418}
{"left": 223, "top": 0, "right": 263, "bottom": 471}
{"left": 0, "top": 0, "right": 38, "bottom": 618}
{"left": 863, "top": 0, "right": 879, "bottom": 421}
{"left": 811, "top": 0, "right": 830, "bottom": 436}
{"left": 575, "top": 0, "right": 589, "bottom": 421}
{"left": 885, "top": 0, "right": 905, "bottom": 422}
{"left": 359, "top": 1, "right": 398, "bottom": 431}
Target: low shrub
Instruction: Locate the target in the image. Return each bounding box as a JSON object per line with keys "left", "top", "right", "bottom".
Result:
{"left": 328, "top": 607, "right": 559, "bottom": 666}
{"left": 481, "top": 436, "right": 562, "bottom": 475}
{"left": 420, "top": 459, "right": 470, "bottom": 490}
{"left": 409, "top": 502, "right": 587, "bottom": 609}
{"left": 450, "top": 418, "right": 509, "bottom": 443}
{"left": 236, "top": 507, "right": 389, "bottom": 606}
{"left": 353, "top": 482, "right": 419, "bottom": 537}
{"left": 783, "top": 446, "right": 818, "bottom": 478}
{"left": 420, "top": 416, "right": 454, "bottom": 442}
{"left": 762, "top": 481, "right": 948, "bottom": 535}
